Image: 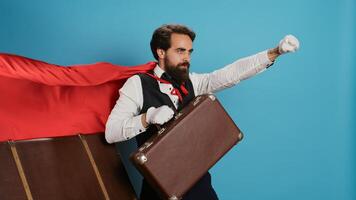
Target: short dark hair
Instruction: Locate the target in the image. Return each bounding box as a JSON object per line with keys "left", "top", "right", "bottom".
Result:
{"left": 150, "top": 24, "right": 196, "bottom": 60}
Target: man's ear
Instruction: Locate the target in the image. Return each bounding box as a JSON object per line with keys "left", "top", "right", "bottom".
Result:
{"left": 157, "top": 49, "right": 165, "bottom": 59}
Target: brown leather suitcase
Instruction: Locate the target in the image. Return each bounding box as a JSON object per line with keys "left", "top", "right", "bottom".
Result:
{"left": 130, "top": 94, "right": 243, "bottom": 200}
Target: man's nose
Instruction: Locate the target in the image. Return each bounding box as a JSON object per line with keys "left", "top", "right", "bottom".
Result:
{"left": 183, "top": 53, "right": 191, "bottom": 62}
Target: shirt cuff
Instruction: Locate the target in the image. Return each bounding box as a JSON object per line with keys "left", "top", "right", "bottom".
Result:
{"left": 124, "top": 114, "right": 147, "bottom": 140}
{"left": 134, "top": 114, "right": 147, "bottom": 134}
{"left": 257, "top": 50, "right": 274, "bottom": 68}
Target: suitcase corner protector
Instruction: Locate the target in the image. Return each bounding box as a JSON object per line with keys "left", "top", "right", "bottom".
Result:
{"left": 208, "top": 94, "right": 216, "bottom": 101}
{"left": 135, "top": 152, "right": 148, "bottom": 164}
{"left": 238, "top": 131, "right": 244, "bottom": 141}
{"left": 169, "top": 195, "right": 180, "bottom": 200}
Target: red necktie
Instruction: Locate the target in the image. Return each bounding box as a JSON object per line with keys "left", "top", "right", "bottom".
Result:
{"left": 145, "top": 73, "right": 188, "bottom": 102}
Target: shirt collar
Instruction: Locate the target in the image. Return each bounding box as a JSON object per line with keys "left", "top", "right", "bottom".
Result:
{"left": 153, "top": 64, "right": 165, "bottom": 78}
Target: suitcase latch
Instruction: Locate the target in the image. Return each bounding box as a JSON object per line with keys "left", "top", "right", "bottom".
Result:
{"left": 174, "top": 112, "right": 183, "bottom": 120}
{"left": 157, "top": 127, "right": 166, "bottom": 135}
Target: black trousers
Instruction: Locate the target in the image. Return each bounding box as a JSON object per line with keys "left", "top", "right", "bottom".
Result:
{"left": 140, "top": 172, "right": 219, "bottom": 200}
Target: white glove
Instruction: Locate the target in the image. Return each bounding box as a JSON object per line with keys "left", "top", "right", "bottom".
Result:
{"left": 278, "top": 34, "right": 300, "bottom": 54}
{"left": 146, "top": 105, "right": 174, "bottom": 125}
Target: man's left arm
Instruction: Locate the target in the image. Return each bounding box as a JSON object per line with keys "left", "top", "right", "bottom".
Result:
{"left": 190, "top": 35, "right": 299, "bottom": 95}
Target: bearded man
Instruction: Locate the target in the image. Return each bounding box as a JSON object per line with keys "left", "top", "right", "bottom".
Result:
{"left": 105, "top": 24, "right": 299, "bottom": 200}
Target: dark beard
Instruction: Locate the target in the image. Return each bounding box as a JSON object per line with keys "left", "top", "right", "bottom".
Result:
{"left": 164, "top": 58, "right": 190, "bottom": 85}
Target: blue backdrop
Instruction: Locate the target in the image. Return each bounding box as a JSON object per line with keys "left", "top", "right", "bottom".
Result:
{"left": 1, "top": 0, "right": 354, "bottom": 199}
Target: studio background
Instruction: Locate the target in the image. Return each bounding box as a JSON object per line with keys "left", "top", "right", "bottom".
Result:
{"left": 0, "top": 0, "right": 354, "bottom": 199}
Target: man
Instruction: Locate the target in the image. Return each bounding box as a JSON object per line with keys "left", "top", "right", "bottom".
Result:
{"left": 105, "top": 24, "right": 299, "bottom": 199}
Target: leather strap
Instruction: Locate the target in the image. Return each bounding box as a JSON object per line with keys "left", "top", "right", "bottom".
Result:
{"left": 79, "top": 135, "right": 110, "bottom": 200}
{"left": 9, "top": 141, "right": 33, "bottom": 200}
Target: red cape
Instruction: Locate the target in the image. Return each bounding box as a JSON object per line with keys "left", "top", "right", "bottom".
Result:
{"left": 0, "top": 53, "right": 156, "bottom": 141}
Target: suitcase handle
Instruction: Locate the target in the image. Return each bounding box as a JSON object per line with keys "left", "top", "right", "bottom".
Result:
{"left": 155, "top": 124, "right": 162, "bottom": 130}
{"left": 154, "top": 106, "right": 180, "bottom": 134}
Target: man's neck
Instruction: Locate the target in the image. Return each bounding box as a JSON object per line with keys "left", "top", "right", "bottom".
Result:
{"left": 157, "top": 60, "right": 166, "bottom": 71}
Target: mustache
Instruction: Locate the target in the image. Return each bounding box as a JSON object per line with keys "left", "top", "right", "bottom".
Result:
{"left": 178, "top": 61, "right": 190, "bottom": 68}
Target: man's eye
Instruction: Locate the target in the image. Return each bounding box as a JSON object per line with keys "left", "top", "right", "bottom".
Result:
{"left": 177, "top": 49, "right": 185, "bottom": 54}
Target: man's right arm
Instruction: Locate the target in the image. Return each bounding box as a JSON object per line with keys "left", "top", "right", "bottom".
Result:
{"left": 105, "top": 75, "right": 175, "bottom": 143}
{"left": 105, "top": 75, "right": 147, "bottom": 143}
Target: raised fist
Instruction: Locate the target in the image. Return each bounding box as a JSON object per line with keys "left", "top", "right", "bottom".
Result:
{"left": 278, "top": 35, "right": 300, "bottom": 54}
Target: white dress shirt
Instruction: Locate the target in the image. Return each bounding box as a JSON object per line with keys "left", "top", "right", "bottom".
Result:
{"left": 105, "top": 50, "right": 273, "bottom": 143}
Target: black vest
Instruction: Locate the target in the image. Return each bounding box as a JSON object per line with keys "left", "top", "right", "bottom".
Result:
{"left": 135, "top": 72, "right": 195, "bottom": 147}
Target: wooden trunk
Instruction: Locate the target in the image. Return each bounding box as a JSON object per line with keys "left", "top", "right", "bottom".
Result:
{"left": 0, "top": 134, "right": 136, "bottom": 200}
